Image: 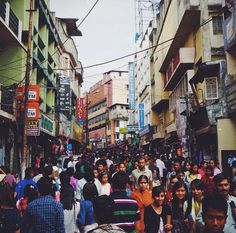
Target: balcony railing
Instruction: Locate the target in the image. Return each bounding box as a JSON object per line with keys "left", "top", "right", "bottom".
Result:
{"left": 0, "top": 1, "right": 22, "bottom": 42}
{"left": 164, "top": 48, "right": 195, "bottom": 91}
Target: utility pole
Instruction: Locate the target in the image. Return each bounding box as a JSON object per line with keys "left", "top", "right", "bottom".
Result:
{"left": 185, "top": 93, "right": 192, "bottom": 160}
{"left": 85, "top": 93, "right": 89, "bottom": 147}
{"left": 21, "top": 0, "right": 34, "bottom": 178}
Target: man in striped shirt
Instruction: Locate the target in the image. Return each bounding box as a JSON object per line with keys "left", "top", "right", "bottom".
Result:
{"left": 110, "top": 172, "right": 140, "bottom": 233}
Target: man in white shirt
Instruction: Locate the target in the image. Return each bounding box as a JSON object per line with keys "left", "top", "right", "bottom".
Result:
{"left": 214, "top": 173, "right": 236, "bottom": 233}
{"left": 155, "top": 153, "right": 166, "bottom": 178}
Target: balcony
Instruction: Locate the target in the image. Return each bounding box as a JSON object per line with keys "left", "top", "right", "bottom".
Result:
{"left": 223, "top": 7, "right": 236, "bottom": 52}
{"left": 109, "top": 106, "right": 129, "bottom": 121}
{"left": 164, "top": 48, "right": 195, "bottom": 91}
{"left": 152, "top": 92, "right": 169, "bottom": 113}
{"left": 0, "top": 1, "right": 24, "bottom": 48}
{"left": 159, "top": 0, "right": 200, "bottom": 73}
{"left": 153, "top": 125, "right": 165, "bottom": 140}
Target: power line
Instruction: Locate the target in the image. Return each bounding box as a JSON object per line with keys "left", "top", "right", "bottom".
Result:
{"left": 42, "top": 37, "right": 174, "bottom": 71}
{"left": 37, "top": 0, "right": 101, "bottom": 69}
{"left": 0, "top": 56, "right": 27, "bottom": 68}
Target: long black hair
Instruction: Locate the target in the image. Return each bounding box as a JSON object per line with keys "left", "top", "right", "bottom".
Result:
{"left": 171, "top": 181, "right": 189, "bottom": 219}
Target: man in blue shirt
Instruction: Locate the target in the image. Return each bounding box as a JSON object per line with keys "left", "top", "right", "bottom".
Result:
{"left": 14, "top": 167, "right": 37, "bottom": 200}
{"left": 23, "top": 177, "right": 65, "bottom": 233}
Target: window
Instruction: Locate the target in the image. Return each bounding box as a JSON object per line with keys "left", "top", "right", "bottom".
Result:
{"left": 212, "top": 16, "right": 223, "bottom": 34}
{"left": 116, "top": 120, "right": 120, "bottom": 127}
{"left": 204, "top": 77, "right": 218, "bottom": 100}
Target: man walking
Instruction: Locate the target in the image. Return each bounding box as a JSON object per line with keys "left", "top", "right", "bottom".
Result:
{"left": 131, "top": 156, "right": 152, "bottom": 190}
{"left": 23, "top": 177, "right": 65, "bottom": 233}
{"left": 110, "top": 172, "right": 140, "bottom": 233}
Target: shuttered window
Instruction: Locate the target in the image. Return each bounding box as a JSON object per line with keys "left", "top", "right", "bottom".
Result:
{"left": 205, "top": 77, "right": 218, "bottom": 100}
{"left": 212, "top": 16, "right": 223, "bottom": 34}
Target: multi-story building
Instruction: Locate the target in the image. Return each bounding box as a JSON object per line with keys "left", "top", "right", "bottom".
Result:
{"left": 87, "top": 70, "right": 129, "bottom": 149}
{"left": 221, "top": 0, "right": 236, "bottom": 172}
{"left": 134, "top": 25, "right": 153, "bottom": 150}
{"left": 54, "top": 17, "right": 83, "bottom": 153}
{"left": 104, "top": 71, "right": 129, "bottom": 146}
{"left": 135, "top": 0, "right": 227, "bottom": 163}
{"left": 87, "top": 83, "right": 107, "bottom": 150}
{"left": 0, "top": 0, "right": 26, "bottom": 169}
{"left": 0, "top": 0, "right": 83, "bottom": 171}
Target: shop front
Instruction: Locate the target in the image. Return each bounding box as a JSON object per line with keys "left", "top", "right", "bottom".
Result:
{"left": 139, "top": 124, "right": 153, "bottom": 152}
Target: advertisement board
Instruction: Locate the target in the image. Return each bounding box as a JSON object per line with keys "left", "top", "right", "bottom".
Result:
{"left": 59, "top": 76, "right": 71, "bottom": 111}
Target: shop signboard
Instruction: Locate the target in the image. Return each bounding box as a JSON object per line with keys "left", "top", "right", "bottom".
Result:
{"left": 27, "top": 102, "right": 39, "bottom": 120}
{"left": 27, "top": 120, "right": 40, "bottom": 136}
{"left": 76, "top": 97, "right": 85, "bottom": 123}
{"left": 59, "top": 76, "right": 71, "bottom": 111}
{"left": 16, "top": 85, "right": 39, "bottom": 119}
{"left": 127, "top": 125, "right": 139, "bottom": 132}
{"left": 139, "top": 124, "right": 151, "bottom": 137}
{"left": 40, "top": 113, "right": 55, "bottom": 136}
{"left": 119, "top": 127, "right": 128, "bottom": 134}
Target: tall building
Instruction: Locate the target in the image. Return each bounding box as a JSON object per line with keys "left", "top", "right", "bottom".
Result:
{"left": 134, "top": 23, "right": 153, "bottom": 150}
{"left": 221, "top": 0, "right": 236, "bottom": 172}
{"left": 135, "top": 0, "right": 227, "bottom": 163}
{"left": 0, "top": 0, "right": 83, "bottom": 171}
{"left": 87, "top": 70, "right": 129, "bottom": 149}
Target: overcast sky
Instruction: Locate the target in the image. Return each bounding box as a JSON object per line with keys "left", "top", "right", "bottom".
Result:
{"left": 50, "top": 0, "right": 136, "bottom": 92}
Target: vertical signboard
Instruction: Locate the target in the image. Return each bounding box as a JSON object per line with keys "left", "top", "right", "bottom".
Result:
{"left": 59, "top": 76, "right": 71, "bottom": 111}
{"left": 138, "top": 103, "right": 144, "bottom": 129}
{"left": 128, "top": 62, "right": 135, "bottom": 110}
{"left": 76, "top": 97, "right": 85, "bottom": 125}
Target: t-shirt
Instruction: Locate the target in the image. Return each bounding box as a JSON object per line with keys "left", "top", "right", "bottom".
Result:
{"left": 110, "top": 191, "right": 140, "bottom": 233}
{"left": 15, "top": 178, "right": 37, "bottom": 200}
{"left": 131, "top": 168, "right": 152, "bottom": 189}
{"left": 144, "top": 204, "right": 171, "bottom": 233}
{"left": 224, "top": 195, "right": 236, "bottom": 233}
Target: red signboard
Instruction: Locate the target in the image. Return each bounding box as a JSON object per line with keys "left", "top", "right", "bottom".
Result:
{"left": 76, "top": 97, "right": 86, "bottom": 120}
{"left": 16, "top": 85, "right": 40, "bottom": 120}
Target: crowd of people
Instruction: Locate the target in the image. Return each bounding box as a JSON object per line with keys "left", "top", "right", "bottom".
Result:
{"left": 0, "top": 147, "right": 236, "bottom": 233}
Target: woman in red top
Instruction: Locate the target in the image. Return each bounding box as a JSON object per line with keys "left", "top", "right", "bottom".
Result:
{"left": 201, "top": 165, "right": 215, "bottom": 195}
{"left": 131, "top": 175, "right": 153, "bottom": 233}
{"left": 165, "top": 175, "right": 178, "bottom": 205}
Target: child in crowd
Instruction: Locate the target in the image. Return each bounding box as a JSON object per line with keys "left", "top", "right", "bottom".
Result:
{"left": 98, "top": 171, "right": 111, "bottom": 195}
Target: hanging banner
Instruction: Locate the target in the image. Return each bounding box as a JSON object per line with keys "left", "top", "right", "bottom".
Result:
{"left": 59, "top": 76, "right": 71, "bottom": 111}
{"left": 76, "top": 97, "right": 85, "bottom": 124}
{"left": 139, "top": 103, "right": 144, "bottom": 129}
{"left": 128, "top": 62, "right": 135, "bottom": 110}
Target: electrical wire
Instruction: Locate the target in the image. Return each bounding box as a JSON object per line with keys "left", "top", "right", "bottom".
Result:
{"left": 0, "top": 56, "right": 27, "bottom": 68}
{"left": 37, "top": 0, "right": 101, "bottom": 69}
